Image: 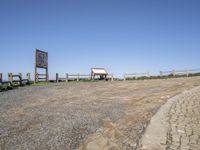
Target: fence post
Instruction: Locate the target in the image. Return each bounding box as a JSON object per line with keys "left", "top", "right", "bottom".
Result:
{"left": 56, "top": 73, "right": 59, "bottom": 83}
{"left": 77, "top": 74, "right": 79, "bottom": 82}
{"left": 0, "top": 73, "right": 2, "bottom": 87}
{"left": 135, "top": 73, "right": 138, "bottom": 79}
{"left": 66, "top": 73, "right": 69, "bottom": 82}
{"left": 147, "top": 72, "right": 150, "bottom": 78}
{"left": 172, "top": 70, "right": 176, "bottom": 76}
{"left": 0, "top": 73, "right": 2, "bottom": 83}
{"left": 26, "top": 73, "right": 30, "bottom": 81}
{"left": 186, "top": 69, "right": 189, "bottom": 77}
{"left": 26, "top": 73, "right": 30, "bottom": 84}
{"left": 111, "top": 74, "right": 114, "bottom": 81}
{"left": 36, "top": 73, "right": 38, "bottom": 83}
{"left": 8, "top": 73, "right": 13, "bottom": 84}
{"left": 18, "top": 73, "right": 22, "bottom": 86}
{"left": 124, "top": 74, "right": 126, "bottom": 81}
{"left": 160, "top": 71, "right": 163, "bottom": 77}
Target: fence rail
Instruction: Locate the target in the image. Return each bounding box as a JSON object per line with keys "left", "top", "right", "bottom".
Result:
{"left": 56, "top": 73, "right": 114, "bottom": 82}
{"left": 124, "top": 72, "right": 150, "bottom": 80}
{"left": 124, "top": 68, "right": 200, "bottom": 80}
{"left": 0, "top": 73, "right": 30, "bottom": 88}
{"left": 160, "top": 69, "right": 200, "bottom": 77}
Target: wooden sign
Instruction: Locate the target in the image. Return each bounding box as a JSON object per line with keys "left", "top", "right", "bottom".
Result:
{"left": 34, "top": 49, "right": 48, "bottom": 83}
{"left": 36, "top": 49, "right": 48, "bottom": 68}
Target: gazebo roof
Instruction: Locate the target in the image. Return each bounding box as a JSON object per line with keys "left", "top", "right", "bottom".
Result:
{"left": 91, "top": 68, "right": 108, "bottom": 75}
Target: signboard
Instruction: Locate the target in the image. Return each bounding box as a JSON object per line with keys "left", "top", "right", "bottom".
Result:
{"left": 36, "top": 49, "right": 48, "bottom": 68}
{"left": 34, "top": 49, "right": 48, "bottom": 83}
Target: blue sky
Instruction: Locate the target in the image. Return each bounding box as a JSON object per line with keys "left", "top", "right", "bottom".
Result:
{"left": 0, "top": 0, "right": 200, "bottom": 79}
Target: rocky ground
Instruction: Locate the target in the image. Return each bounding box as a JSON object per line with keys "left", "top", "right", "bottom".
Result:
{"left": 1, "top": 77, "right": 200, "bottom": 150}
{"left": 140, "top": 85, "right": 200, "bottom": 150}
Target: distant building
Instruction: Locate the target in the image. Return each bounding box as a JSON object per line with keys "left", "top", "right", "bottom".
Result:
{"left": 91, "top": 68, "right": 108, "bottom": 80}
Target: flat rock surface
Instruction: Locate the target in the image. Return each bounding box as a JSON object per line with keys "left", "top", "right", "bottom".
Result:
{"left": 1, "top": 77, "right": 200, "bottom": 150}
{"left": 140, "top": 85, "right": 200, "bottom": 150}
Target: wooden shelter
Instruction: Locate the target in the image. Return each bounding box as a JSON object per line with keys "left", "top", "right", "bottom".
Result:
{"left": 91, "top": 68, "right": 108, "bottom": 80}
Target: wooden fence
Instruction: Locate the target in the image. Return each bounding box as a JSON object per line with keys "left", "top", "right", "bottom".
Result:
{"left": 1, "top": 68, "right": 200, "bottom": 87}
{"left": 56, "top": 73, "right": 91, "bottom": 82}
{"left": 124, "top": 69, "right": 200, "bottom": 80}
{"left": 124, "top": 72, "right": 150, "bottom": 80}
{"left": 160, "top": 69, "right": 200, "bottom": 77}
{"left": 55, "top": 73, "right": 114, "bottom": 82}
{"left": 0, "top": 73, "right": 30, "bottom": 87}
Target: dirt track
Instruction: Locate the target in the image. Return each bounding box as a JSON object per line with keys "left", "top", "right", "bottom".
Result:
{"left": 1, "top": 77, "right": 200, "bottom": 150}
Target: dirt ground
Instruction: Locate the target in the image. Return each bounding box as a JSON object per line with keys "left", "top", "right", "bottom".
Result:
{"left": 1, "top": 77, "right": 200, "bottom": 150}
{"left": 140, "top": 86, "right": 200, "bottom": 150}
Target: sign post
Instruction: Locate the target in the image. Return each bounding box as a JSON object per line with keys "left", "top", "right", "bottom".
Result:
{"left": 34, "top": 49, "right": 48, "bottom": 83}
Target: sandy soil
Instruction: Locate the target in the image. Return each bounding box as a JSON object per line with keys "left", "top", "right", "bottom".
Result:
{"left": 1, "top": 77, "right": 200, "bottom": 150}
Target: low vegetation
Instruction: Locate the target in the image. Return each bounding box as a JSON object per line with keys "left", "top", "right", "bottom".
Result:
{"left": 125, "top": 72, "right": 200, "bottom": 80}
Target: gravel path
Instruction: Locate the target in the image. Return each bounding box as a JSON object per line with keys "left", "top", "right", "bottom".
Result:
{"left": 140, "top": 86, "right": 200, "bottom": 150}
{"left": 1, "top": 77, "right": 200, "bottom": 150}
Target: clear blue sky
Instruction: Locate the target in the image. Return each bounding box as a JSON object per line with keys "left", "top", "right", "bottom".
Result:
{"left": 1, "top": 0, "right": 200, "bottom": 78}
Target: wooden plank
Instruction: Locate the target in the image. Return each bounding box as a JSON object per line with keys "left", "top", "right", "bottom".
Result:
{"left": 38, "top": 77, "right": 47, "bottom": 80}
{"left": 37, "top": 74, "right": 47, "bottom": 76}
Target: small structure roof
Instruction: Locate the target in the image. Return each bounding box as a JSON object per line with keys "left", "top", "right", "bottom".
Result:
{"left": 91, "top": 68, "right": 108, "bottom": 75}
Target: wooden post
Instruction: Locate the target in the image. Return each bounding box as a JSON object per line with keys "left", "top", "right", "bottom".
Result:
{"left": 36, "top": 73, "right": 38, "bottom": 82}
{"left": 91, "top": 73, "right": 93, "bottom": 80}
{"left": 186, "top": 69, "right": 189, "bottom": 77}
{"left": 88, "top": 74, "right": 91, "bottom": 80}
{"left": 18, "top": 73, "right": 22, "bottom": 78}
{"left": 124, "top": 74, "right": 126, "bottom": 81}
{"left": 46, "top": 52, "right": 49, "bottom": 82}
{"left": 26, "top": 73, "right": 30, "bottom": 81}
{"left": 147, "top": 72, "right": 150, "bottom": 78}
{"left": 56, "top": 73, "right": 59, "bottom": 83}
{"left": 111, "top": 74, "right": 114, "bottom": 81}
{"left": 18, "top": 73, "right": 22, "bottom": 86}
{"left": 77, "top": 74, "right": 79, "bottom": 82}
{"left": 172, "top": 70, "right": 176, "bottom": 76}
{"left": 0, "top": 73, "right": 2, "bottom": 87}
{"left": 135, "top": 73, "right": 138, "bottom": 79}
{"left": 34, "top": 49, "right": 37, "bottom": 84}
{"left": 90, "top": 73, "right": 92, "bottom": 80}
{"left": 160, "top": 71, "right": 163, "bottom": 77}
{"left": 8, "top": 73, "right": 13, "bottom": 84}
{"left": 66, "top": 73, "right": 68, "bottom": 82}
{"left": 26, "top": 73, "right": 30, "bottom": 84}
{"left": 0, "top": 73, "right": 2, "bottom": 83}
